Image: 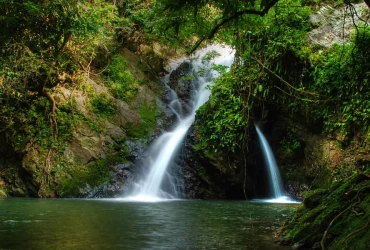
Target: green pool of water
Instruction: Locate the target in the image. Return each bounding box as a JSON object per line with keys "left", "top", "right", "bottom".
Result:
{"left": 0, "top": 198, "right": 297, "bottom": 250}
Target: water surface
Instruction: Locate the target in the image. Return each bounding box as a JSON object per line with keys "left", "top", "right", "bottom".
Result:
{"left": 0, "top": 199, "right": 295, "bottom": 250}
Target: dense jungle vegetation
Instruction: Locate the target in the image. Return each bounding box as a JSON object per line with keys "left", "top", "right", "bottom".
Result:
{"left": 1, "top": 0, "right": 370, "bottom": 249}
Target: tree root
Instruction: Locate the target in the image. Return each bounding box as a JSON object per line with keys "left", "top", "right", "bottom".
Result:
{"left": 320, "top": 184, "right": 370, "bottom": 249}
{"left": 344, "top": 217, "right": 370, "bottom": 243}
{"left": 62, "top": 88, "right": 78, "bottom": 133}
{"left": 43, "top": 89, "right": 58, "bottom": 138}
{"left": 37, "top": 89, "right": 59, "bottom": 197}
{"left": 320, "top": 204, "right": 354, "bottom": 250}
{"left": 38, "top": 148, "right": 57, "bottom": 198}
{"left": 44, "top": 148, "right": 56, "bottom": 174}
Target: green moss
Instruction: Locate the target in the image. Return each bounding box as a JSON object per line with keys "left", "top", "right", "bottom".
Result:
{"left": 279, "top": 134, "right": 301, "bottom": 158}
{"left": 58, "top": 160, "right": 110, "bottom": 197}
{"left": 57, "top": 151, "right": 128, "bottom": 197}
{"left": 90, "top": 94, "right": 117, "bottom": 118}
{"left": 283, "top": 173, "right": 370, "bottom": 249}
{"left": 73, "top": 111, "right": 105, "bottom": 133}
{"left": 126, "top": 102, "right": 157, "bottom": 138}
{"left": 105, "top": 54, "right": 140, "bottom": 101}
{"left": 303, "top": 188, "right": 328, "bottom": 208}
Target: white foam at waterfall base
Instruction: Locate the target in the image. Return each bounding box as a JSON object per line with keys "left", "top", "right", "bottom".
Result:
{"left": 251, "top": 196, "right": 301, "bottom": 204}
{"left": 125, "top": 44, "right": 235, "bottom": 202}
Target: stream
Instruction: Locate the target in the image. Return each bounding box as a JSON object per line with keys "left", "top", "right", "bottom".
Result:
{"left": 0, "top": 198, "right": 296, "bottom": 250}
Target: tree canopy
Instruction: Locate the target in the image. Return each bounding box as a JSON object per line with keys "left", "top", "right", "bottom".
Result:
{"left": 156, "top": 0, "right": 280, "bottom": 53}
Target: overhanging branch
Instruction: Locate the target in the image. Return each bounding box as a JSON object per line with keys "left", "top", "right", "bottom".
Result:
{"left": 188, "top": 0, "right": 280, "bottom": 54}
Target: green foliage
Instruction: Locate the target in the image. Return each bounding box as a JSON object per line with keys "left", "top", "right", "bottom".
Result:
{"left": 279, "top": 134, "right": 301, "bottom": 157}
{"left": 126, "top": 102, "right": 157, "bottom": 138}
{"left": 0, "top": 0, "right": 118, "bottom": 63}
{"left": 90, "top": 94, "right": 117, "bottom": 118}
{"left": 149, "top": 0, "right": 283, "bottom": 50}
{"left": 0, "top": 188, "right": 6, "bottom": 197}
{"left": 0, "top": 0, "right": 153, "bottom": 197}
{"left": 283, "top": 173, "right": 370, "bottom": 249}
{"left": 105, "top": 54, "right": 140, "bottom": 101}
{"left": 310, "top": 27, "right": 370, "bottom": 135}
{"left": 193, "top": 0, "right": 370, "bottom": 153}
{"left": 301, "top": 0, "right": 345, "bottom": 6}
{"left": 211, "top": 64, "right": 229, "bottom": 75}
{"left": 11, "top": 97, "right": 73, "bottom": 152}
{"left": 119, "top": 0, "right": 220, "bottom": 49}
{"left": 58, "top": 159, "right": 110, "bottom": 197}
{"left": 0, "top": 0, "right": 120, "bottom": 151}
{"left": 179, "top": 75, "right": 196, "bottom": 81}
{"left": 202, "top": 51, "right": 221, "bottom": 62}
{"left": 195, "top": 0, "right": 311, "bottom": 153}
{"left": 74, "top": 111, "right": 104, "bottom": 134}
{"left": 196, "top": 72, "right": 248, "bottom": 153}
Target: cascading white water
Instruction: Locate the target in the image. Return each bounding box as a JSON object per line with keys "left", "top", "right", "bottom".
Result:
{"left": 255, "top": 125, "right": 285, "bottom": 199}
{"left": 127, "top": 45, "right": 235, "bottom": 202}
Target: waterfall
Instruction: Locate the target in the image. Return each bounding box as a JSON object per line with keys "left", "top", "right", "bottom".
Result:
{"left": 127, "top": 45, "right": 235, "bottom": 202}
{"left": 255, "top": 125, "right": 285, "bottom": 199}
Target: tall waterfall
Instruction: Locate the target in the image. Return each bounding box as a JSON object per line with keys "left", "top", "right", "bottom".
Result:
{"left": 127, "top": 45, "right": 235, "bottom": 202}
{"left": 255, "top": 125, "right": 285, "bottom": 199}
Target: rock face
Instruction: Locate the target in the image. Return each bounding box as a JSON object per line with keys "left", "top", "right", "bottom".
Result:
{"left": 308, "top": 3, "right": 369, "bottom": 47}
{"left": 175, "top": 124, "right": 202, "bottom": 198}
{"left": 180, "top": 124, "right": 246, "bottom": 199}
{"left": 168, "top": 62, "right": 193, "bottom": 100}
{"left": 0, "top": 47, "right": 166, "bottom": 198}
{"left": 168, "top": 62, "right": 194, "bottom": 115}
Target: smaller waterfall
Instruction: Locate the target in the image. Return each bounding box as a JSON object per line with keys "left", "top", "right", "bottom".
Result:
{"left": 255, "top": 125, "right": 285, "bottom": 200}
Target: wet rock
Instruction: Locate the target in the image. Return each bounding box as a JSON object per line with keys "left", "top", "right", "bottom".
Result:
{"left": 162, "top": 86, "right": 174, "bottom": 104}
{"left": 291, "top": 242, "right": 307, "bottom": 249}
{"left": 86, "top": 163, "right": 134, "bottom": 198}
{"left": 168, "top": 61, "right": 194, "bottom": 114}
{"left": 303, "top": 188, "right": 327, "bottom": 209}
{"left": 180, "top": 124, "right": 245, "bottom": 199}
{"left": 312, "top": 242, "right": 321, "bottom": 249}
{"left": 285, "top": 181, "right": 308, "bottom": 201}
{"left": 124, "top": 139, "right": 148, "bottom": 162}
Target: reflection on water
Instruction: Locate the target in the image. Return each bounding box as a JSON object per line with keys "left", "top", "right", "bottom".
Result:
{"left": 0, "top": 199, "right": 296, "bottom": 250}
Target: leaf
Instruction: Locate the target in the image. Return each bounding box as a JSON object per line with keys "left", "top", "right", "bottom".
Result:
{"left": 23, "top": 1, "right": 40, "bottom": 13}
{"left": 258, "top": 84, "right": 263, "bottom": 92}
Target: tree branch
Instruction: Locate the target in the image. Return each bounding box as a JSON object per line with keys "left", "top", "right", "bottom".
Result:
{"left": 188, "top": 0, "right": 280, "bottom": 54}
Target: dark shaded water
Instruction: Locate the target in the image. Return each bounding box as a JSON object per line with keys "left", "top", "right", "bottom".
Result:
{"left": 0, "top": 198, "right": 296, "bottom": 250}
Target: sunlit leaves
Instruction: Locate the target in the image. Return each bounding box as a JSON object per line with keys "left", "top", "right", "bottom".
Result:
{"left": 196, "top": 72, "right": 247, "bottom": 153}
{"left": 311, "top": 27, "right": 370, "bottom": 134}
{"left": 0, "top": 0, "right": 120, "bottom": 150}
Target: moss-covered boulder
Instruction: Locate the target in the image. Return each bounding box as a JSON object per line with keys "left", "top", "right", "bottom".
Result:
{"left": 303, "top": 188, "right": 328, "bottom": 209}
{"left": 282, "top": 173, "right": 370, "bottom": 249}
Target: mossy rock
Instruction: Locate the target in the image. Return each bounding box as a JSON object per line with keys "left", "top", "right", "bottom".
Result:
{"left": 57, "top": 162, "right": 110, "bottom": 197}
{"left": 283, "top": 173, "right": 370, "bottom": 249}
{"left": 303, "top": 188, "right": 328, "bottom": 208}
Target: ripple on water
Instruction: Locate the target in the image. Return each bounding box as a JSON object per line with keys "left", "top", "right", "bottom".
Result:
{"left": 3, "top": 220, "right": 43, "bottom": 224}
